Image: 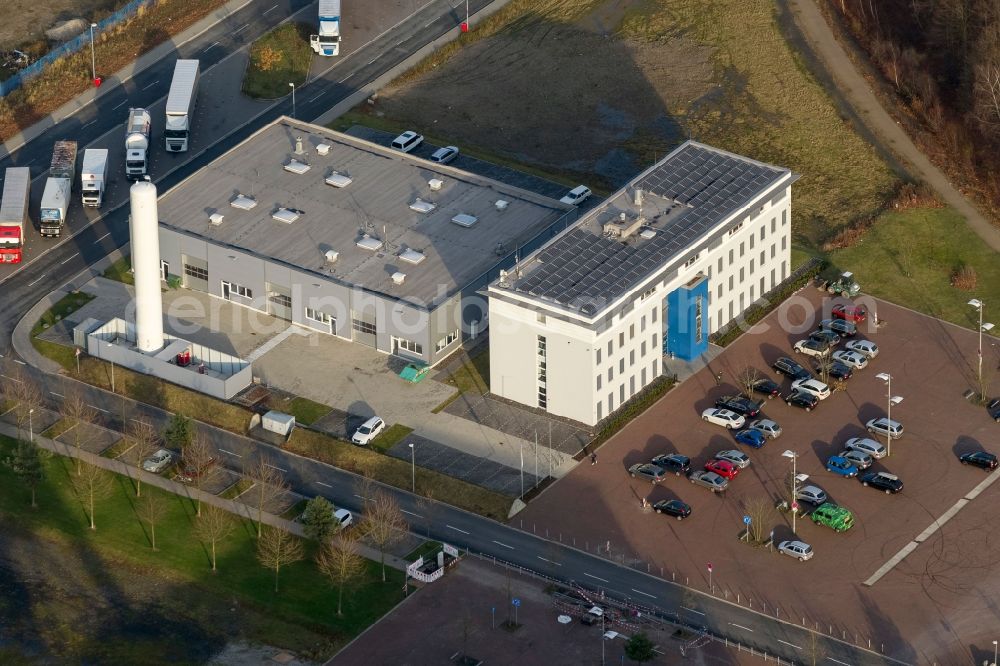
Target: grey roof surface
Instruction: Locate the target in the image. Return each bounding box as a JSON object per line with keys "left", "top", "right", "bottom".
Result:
{"left": 499, "top": 141, "right": 791, "bottom": 315}
{"left": 156, "top": 119, "right": 570, "bottom": 306}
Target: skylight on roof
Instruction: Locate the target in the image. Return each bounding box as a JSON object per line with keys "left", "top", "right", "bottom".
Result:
{"left": 399, "top": 249, "right": 426, "bottom": 265}
{"left": 410, "top": 198, "right": 436, "bottom": 214}
{"left": 272, "top": 208, "right": 299, "bottom": 224}
{"left": 231, "top": 194, "right": 257, "bottom": 210}
{"left": 284, "top": 159, "right": 311, "bottom": 175}
{"left": 451, "top": 213, "right": 478, "bottom": 228}
{"left": 325, "top": 172, "right": 352, "bottom": 188}
{"left": 357, "top": 235, "right": 383, "bottom": 251}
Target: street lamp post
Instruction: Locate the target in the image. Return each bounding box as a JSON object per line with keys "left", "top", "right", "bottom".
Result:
{"left": 289, "top": 82, "right": 296, "bottom": 119}
{"left": 106, "top": 342, "right": 115, "bottom": 393}
{"left": 782, "top": 450, "right": 798, "bottom": 533}
{"left": 408, "top": 442, "right": 415, "bottom": 493}
{"left": 89, "top": 23, "right": 98, "bottom": 83}
{"left": 968, "top": 299, "right": 994, "bottom": 399}
{"left": 992, "top": 639, "right": 997, "bottom": 666}
{"left": 874, "top": 373, "right": 903, "bottom": 456}
{"left": 28, "top": 408, "right": 35, "bottom": 443}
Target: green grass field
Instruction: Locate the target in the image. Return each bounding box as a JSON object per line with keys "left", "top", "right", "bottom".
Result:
{"left": 103, "top": 256, "right": 134, "bottom": 286}
{"left": 282, "top": 396, "right": 333, "bottom": 426}
{"left": 243, "top": 23, "right": 313, "bottom": 99}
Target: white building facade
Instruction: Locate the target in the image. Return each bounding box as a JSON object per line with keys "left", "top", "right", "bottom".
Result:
{"left": 488, "top": 142, "right": 796, "bottom": 426}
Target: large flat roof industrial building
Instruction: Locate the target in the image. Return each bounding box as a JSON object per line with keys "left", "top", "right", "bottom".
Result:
{"left": 155, "top": 118, "right": 575, "bottom": 366}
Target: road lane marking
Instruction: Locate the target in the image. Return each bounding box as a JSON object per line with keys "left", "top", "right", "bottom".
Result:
{"left": 537, "top": 556, "right": 561, "bottom": 566}
{"left": 60, "top": 253, "right": 79, "bottom": 264}
{"left": 730, "top": 623, "right": 753, "bottom": 632}
{"left": 112, "top": 100, "right": 129, "bottom": 109}
{"left": 315, "top": 481, "right": 332, "bottom": 488}
{"left": 89, "top": 405, "right": 108, "bottom": 413}
{"left": 94, "top": 232, "right": 111, "bottom": 243}
{"left": 827, "top": 659, "right": 850, "bottom": 665}
{"left": 338, "top": 75, "right": 350, "bottom": 84}
{"left": 82, "top": 120, "right": 98, "bottom": 128}
{"left": 141, "top": 80, "right": 159, "bottom": 90}
{"left": 234, "top": 24, "right": 249, "bottom": 34}
{"left": 584, "top": 572, "right": 608, "bottom": 583}
{"left": 205, "top": 41, "right": 220, "bottom": 51}
{"left": 492, "top": 540, "right": 513, "bottom": 550}
{"left": 400, "top": 509, "right": 422, "bottom": 517}
{"left": 264, "top": 463, "right": 287, "bottom": 472}
{"left": 446, "top": 524, "right": 469, "bottom": 535}
{"left": 778, "top": 640, "right": 801, "bottom": 649}
{"left": 13, "top": 359, "right": 26, "bottom": 365}
{"left": 423, "top": 18, "right": 437, "bottom": 28}
{"left": 27, "top": 274, "right": 46, "bottom": 286}
{"left": 49, "top": 391, "right": 63, "bottom": 398}
{"left": 0, "top": 374, "right": 23, "bottom": 382}
{"left": 681, "top": 607, "right": 704, "bottom": 615}
{"left": 630, "top": 588, "right": 655, "bottom": 599}
{"left": 309, "top": 92, "right": 326, "bottom": 102}
{"left": 219, "top": 448, "right": 241, "bottom": 457}
{"left": 264, "top": 4, "right": 278, "bottom": 13}
{"left": 366, "top": 56, "right": 378, "bottom": 65}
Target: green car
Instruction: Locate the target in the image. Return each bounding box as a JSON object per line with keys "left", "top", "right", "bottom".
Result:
{"left": 810, "top": 503, "right": 854, "bottom": 532}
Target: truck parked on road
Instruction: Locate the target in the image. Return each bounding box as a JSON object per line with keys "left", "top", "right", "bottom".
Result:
{"left": 164, "top": 59, "right": 200, "bottom": 152}
{"left": 81, "top": 148, "right": 109, "bottom": 208}
{"left": 125, "top": 107, "right": 151, "bottom": 178}
{"left": 0, "top": 167, "right": 31, "bottom": 264}
{"left": 40, "top": 140, "right": 77, "bottom": 237}
{"left": 310, "top": 0, "right": 341, "bottom": 56}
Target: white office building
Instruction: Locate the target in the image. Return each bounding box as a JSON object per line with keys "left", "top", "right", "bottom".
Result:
{"left": 487, "top": 141, "right": 797, "bottom": 426}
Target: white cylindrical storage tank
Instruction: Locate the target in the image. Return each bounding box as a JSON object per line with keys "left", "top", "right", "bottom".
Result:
{"left": 128, "top": 181, "right": 165, "bottom": 352}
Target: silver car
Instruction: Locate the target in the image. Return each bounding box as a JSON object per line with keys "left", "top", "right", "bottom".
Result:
{"left": 845, "top": 339, "right": 879, "bottom": 359}
{"left": 429, "top": 145, "right": 459, "bottom": 164}
{"left": 142, "top": 449, "right": 174, "bottom": 473}
{"left": 778, "top": 540, "right": 814, "bottom": 561}
{"left": 714, "top": 449, "right": 751, "bottom": 469}
{"left": 747, "top": 418, "right": 782, "bottom": 439}
{"left": 867, "top": 417, "right": 903, "bottom": 440}
{"left": 688, "top": 470, "right": 729, "bottom": 492}
{"left": 839, "top": 448, "right": 873, "bottom": 470}
{"left": 845, "top": 437, "right": 887, "bottom": 459}
{"left": 795, "top": 485, "right": 828, "bottom": 505}
{"left": 832, "top": 350, "right": 869, "bottom": 369}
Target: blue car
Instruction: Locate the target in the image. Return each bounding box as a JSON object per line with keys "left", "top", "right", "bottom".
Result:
{"left": 826, "top": 455, "right": 859, "bottom": 478}
{"left": 735, "top": 428, "right": 767, "bottom": 449}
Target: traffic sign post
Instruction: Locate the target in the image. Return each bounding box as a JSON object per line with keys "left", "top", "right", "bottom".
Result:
{"left": 742, "top": 514, "right": 751, "bottom": 542}
{"left": 512, "top": 597, "right": 520, "bottom": 625}
{"left": 706, "top": 562, "right": 713, "bottom": 593}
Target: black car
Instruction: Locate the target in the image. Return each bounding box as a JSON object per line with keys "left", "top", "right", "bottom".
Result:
{"left": 773, "top": 357, "right": 812, "bottom": 381}
{"left": 652, "top": 499, "right": 692, "bottom": 520}
{"left": 814, "top": 360, "right": 853, "bottom": 381}
{"left": 751, "top": 377, "right": 782, "bottom": 399}
{"left": 714, "top": 394, "right": 762, "bottom": 418}
{"left": 861, "top": 471, "right": 903, "bottom": 494}
{"left": 988, "top": 398, "right": 1000, "bottom": 423}
{"left": 959, "top": 451, "right": 998, "bottom": 470}
{"left": 651, "top": 453, "right": 691, "bottom": 476}
{"left": 820, "top": 318, "right": 858, "bottom": 338}
{"left": 810, "top": 329, "right": 841, "bottom": 347}
{"left": 784, "top": 389, "right": 818, "bottom": 412}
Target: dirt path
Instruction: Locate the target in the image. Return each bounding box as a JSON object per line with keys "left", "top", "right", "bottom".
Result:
{"left": 782, "top": 0, "right": 1000, "bottom": 253}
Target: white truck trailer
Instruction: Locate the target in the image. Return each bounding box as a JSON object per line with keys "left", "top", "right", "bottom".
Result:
{"left": 0, "top": 167, "right": 31, "bottom": 264}
{"left": 40, "top": 140, "right": 77, "bottom": 237}
{"left": 125, "top": 107, "right": 151, "bottom": 178}
{"left": 310, "top": 0, "right": 341, "bottom": 56}
{"left": 81, "top": 148, "right": 109, "bottom": 208}
{"left": 164, "top": 59, "right": 200, "bottom": 152}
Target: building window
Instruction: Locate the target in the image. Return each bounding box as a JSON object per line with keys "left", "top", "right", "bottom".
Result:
{"left": 597, "top": 401, "right": 603, "bottom": 421}
{"left": 608, "top": 367, "right": 614, "bottom": 381}
{"left": 641, "top": 368, "right": 647, "bottom": 385}
{"left": 782, "top": 210, "right": 787, "bottom": 225}
{"left": 305, "top": 308, "right": 336, "bottom": 333}
{"left": 619, "top": 359, "right": 625, "bottom": 374}
{"left": 750, "top": 285, "right": 755, "bottom": 302}
{"left": 537, "top": 335, "right": 547, "bottom": 410}
{"left": 619, "top": 332, "right": 625, "bottom": 347}
{"left": 620, "top": 385, "right": 625, "bottom": 403}
{"left": 352, "top": 318, "right": 376, "bottom": 335}
{"left": 630, "top": 376, "right": 636, "bottom": 397}
{"left": 395, "top": 337, "right": 423, "bottom": 355}
{"left": 771, "top": 269, "right": 776, "bottom": 287}
{"left": 596, "top": 348, "right": 602, "bottom": 364}
{"left": 597, "top": 375, "right": 602, "bottom": 390}
{"left": 740, "top": 293, "right": 745, "bottom": 310}
{"left": 760, "top": 276, "right": 766, "bottom": 295}
{"left": 629, "top": 324, "right": 635, "bottom": 339}
{"left": 771, "top": 244, "right": 776, "bottom": 259}
{"left": 641, "top": 286, "right": 656, "bottom": 300}
{"left": 608, "top": 393, "right": 614, "bottom": 412}
{"left": 771, "top": 217, "right": 777, "bottom": 233}
{"left": 641, "top": 341, "right": 647, "bottom": 356}
{"left": 630, "top": 350, "right": 635, "bottom": 365}
{"left": 651, "top": 332, "right": 657, "bottom": 347}
{"left": 729, "top": 249, "right": 734, "bottom": 265}
{"left": 739, "top": 267, "right": 744, "bottom": 282}
{"left": 269, "top": 293, "right": 292, "bottom": 309}
{"left": 760, "top": 250, "right": 765, "bottom": 265}
{"left": 749, "top": 234, "right": 755, "bottom": 250}
{"left": 683, "top": 253, "right": 700, "bottom": 269}
{"left": 760, "top": 227, "right": 765, "bottom": 241}
{"left": 608, "top": 340, "right": 613, "bottom": 356}
{"left": 727, "top": 221, "right": 744, "bottom": 237}
{"left": 782, "top": 261, "right": 787, "bottom": 279}
{"left": 695, "top": 296, "right": 703, "bottom": 344}
{"left": 536, "top": 312, "right": 546, "bottom": 324}
{"left": 651, "top": 307, "right": 657, "bottom": 323}
{"left": 717, "top": 257, "right": 723, "bottom": 273}
{"left": 435, "top": 330, "right": 460, "bottom": 352}
{"left": 782, "top": 236, "right": 787, "bottom": 251}
{"left": 183, "top": 264, "right": 207, "bottom": 281}
{"left": 231, "top": 283, "right": 252, "bottom": 299}
{"left": 717, "top": 283, "right": 722, "bottom": 299}
{"left": 717, "top": 308, "right": 723, "bottom": 327}
{"left": 739, "top": 242, "right": 745, "bottom": 258}
{"left": 641, "top": 315, "right": 646, "bottom": 332}
{"left": 729, "top": 276, "right": 734, "bottom": 290}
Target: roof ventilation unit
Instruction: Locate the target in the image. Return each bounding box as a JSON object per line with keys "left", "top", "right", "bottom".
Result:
{"left": 272, "top": 208, "right": 299, "bottom": 224}
{"left": 634, "top": 188, "right": 644, "bottom": 207}
{"left": 284, "top": 159, "right": 311, "bottom": 175}
{"left": 325, "top": 171, "right": 353, "bottom": 188}
{"left": 603, "top": 212, "right": 645, "bottom": 239}
{"left": 428, "top": 178, "right": 444, "bottom": 192}
{"left": 495, "top": 199, "right": 509, "bottom": 211}
{"left": 399, "top": 248, "right": 426, "bottom": 265}
{"left": 391, "top": 272, "right": 406, "bottom": 285}
{"left": 294, "top": 136, "right": 305, "bottom": 155}
{"left": 451, "top": 213, "right": 478, "bottom": 228}
{"left": 209, "top": 213, "right": 225, "bottom": 226}
{"left": 409, "top": 198, "right": 436, "bottom": 214}
{"left": 324, "top": 249, "right": 339, "bottom": 263}
{"left": 357, "top": 235, "right": 383, "bottom": 251}
{"left": 230, "top": 194, "right": 258, "bottom": 210}
{"left": 639, "top": 228, "right": 656, "bottom": 240}
{"left": 316, "top": 143, "right": 332, "bottom": 156}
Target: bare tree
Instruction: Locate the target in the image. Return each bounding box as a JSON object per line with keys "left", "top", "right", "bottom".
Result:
{"left": 245, "top": 456, "right": 290, "bottom": 537}
{"left": 136, "top": 492, "right": 169, "bottom": 551}
{"left": 743, "top": 496, "right": 777, "bottom": 544}
{"left": 126, "top": 418, "right": 159, "bottom": 497}
{"left": 180, "top": 434, "right": 216, "bottom": 516}
{"left": 804, "top": 630, "right": 828, "bottom": 665}
{"left": 5, "top": 370, "right": 44, "bottom": 440}
{"left": 71, "top": 460, "right": 114, "bottom": 530}
{"left": 256, "top": 525, "right": 304, "bottom": 592}
{"left": 361, "top": 489, "right": 406, "bottom": 582}
{"left": 735, "top": 364, "right": 763, "bottom": 399}
{"left": 193, "top": 503, "right": 235, "bottom": 572}
{"left": 62, "top": 390, "right": 97, "bottom": 476}
{"left": 316, "top": 531, "right": 366, "bottom": 616}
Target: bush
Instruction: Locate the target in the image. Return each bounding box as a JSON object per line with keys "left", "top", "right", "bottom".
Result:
{"left": 587, "top": 376, "right": 676, "bottom": 455}
{"left": 950, "top": 264, "right": 977, "bottom": 290}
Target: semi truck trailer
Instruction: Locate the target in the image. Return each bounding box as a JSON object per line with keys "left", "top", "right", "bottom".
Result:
{"left": 310, "top": 0, "right": 341, "bottom": 56}
{"left": 125, "top": 107, "right": 151, "bottom": 178}
{"left": 81, "top": 148, "right": 109, "bottom": 208}
{"left": 0, "top": 167, "right": 31, "bottom": 264}
{"left": 164, "top": 59, "right": 200, "bottom": 152}
{"left": 40, "top": 140, "right": 77, "bottom": 237}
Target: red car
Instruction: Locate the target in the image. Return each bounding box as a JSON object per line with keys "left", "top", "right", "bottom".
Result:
{"left": 832, "top": 304, "right": 867, "bottom": 323}
{"left": 704, "top": 459, "right": 740, "bottom": 480}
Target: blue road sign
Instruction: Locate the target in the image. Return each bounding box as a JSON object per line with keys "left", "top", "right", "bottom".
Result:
{"left": 512, "top": 598, "right": 521, "bottom": 607}
{"left": 743, "top": 515, "right": 752, "bottom": 525}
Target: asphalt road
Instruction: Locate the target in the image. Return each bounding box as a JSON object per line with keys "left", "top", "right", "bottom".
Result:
{"left": 0, "top": 1, "right": 904, "bottom": 662}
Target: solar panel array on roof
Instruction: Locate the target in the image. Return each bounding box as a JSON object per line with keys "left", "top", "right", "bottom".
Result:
{"left": 507, "top": 143, "right": 789, "bottom": 313}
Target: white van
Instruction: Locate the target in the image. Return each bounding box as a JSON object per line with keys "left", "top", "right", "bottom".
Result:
{"left": 391, "top": 131, "right": 423, "bottom": 153}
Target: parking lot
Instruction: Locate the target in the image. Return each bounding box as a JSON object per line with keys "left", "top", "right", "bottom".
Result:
{"left": 520, "top": 287, "right": 1000, "bottom": 662}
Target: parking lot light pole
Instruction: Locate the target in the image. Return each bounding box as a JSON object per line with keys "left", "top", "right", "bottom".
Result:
{"left": 106, "top": 342, "right": 115, "bottom": 393}
{"left": 782, "top": 450, "right": 798, "bottom": 533}
{"left": 89, "top": 23, "right": 98, "bottom": 82}
{"left": 874, "top": 373, "right": 903, "bottom": 456}
{"left": 992, "top": 639, "right": 997, "bottom": 666}
{"left": 408, "top": 442, "right": 415, "bottom": 493}
{"left": 289, "top": 82, "right": 296, "bottom": 119}
{"left": 968, "top": 299, "right": 994, "bottom": 399}
{"left": 29, "top": 408, "right": 35, "bottom": 443}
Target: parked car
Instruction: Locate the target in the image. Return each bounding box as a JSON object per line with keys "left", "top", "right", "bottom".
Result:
{"left": 714, "top": 449, "right": 751, "bottom": 469}
{"left": 651, "top": 453, "right": 690, "bottom": 476}
{"left": 333, "top": 508, "right": 354, "bottom": 530}
{"left": 810, "top": 329, "right": 841, "bottom": 347}
{"left": 959, "top": 451, "right": 998, "bottom": 470}
{"left": 794, "top": 338, "right": 833, "bottom": 358}
{"left": 826, "top": 455, "right": 859, "bottom": 478}
{"left": 142, "top": 449, "right": 174, "bottom": 474}
{"left": 390, "top": 130, "right": 423, "bottom": 153}
{"left": 795, "top": 484, "right": 828, "bottom": 505}
{"left": 629, "top": 463, "right": 667, "bottom": 483}
{"left": 773, "top": 357, "right": 811, "bottom": 381}
{"left": 704, "top": 458, "right": 741, "bottom": 480}
{"left": 714, "top": 394, "right": 762, "bottom": 417}
{"left": 839, "top": 449, "right": 873, "bottom": 470}
{"left": 688, "top": 470, "right": 729, "bottom": 492}
{"left": 791, "top": 378, "right": 831, "bottom": 400}
{"left": 832, "top": 304, "right": 868, "bottom": 323}
{"left": 352, "top": 416, "right": 386, "bottom": 445}
{"left": 866, "top": 417, "right": 903, "bottom": 440}
{"left": 734, "top": 428, "right": 767, "bottom": 449}
{"left": 777, "top": 540, "right": 814, "bottom": 561}
{"left": 784, "top": 389, "right": 819, "bottom": 412}
{"left": 820, "top": 318, "right": 857, "bottom": 337}
{"left": 810, "top": 503, "right": 854, "bottom": 532}
{"left": 747, "top": 418, "right": 782, "bottom": 439}
{"left": 832, "top": 350, "right": 869, "bottom": 369}
{"left": 845, "top": 339, "right": 879, "bottom": 358}
{"left": 701, "top": 408, "right": 746, "bottom": 429}
{"left": 429, "top": 145, "right": 459, "bottom": 164}
{"left": 751, "top": 377, "right": 782, "bottom": 399}
{"left": 861, "top": 471, "right": 903, "bottom": 494}
{"left": 653, "top": 499, "right": 692, "bottom": 520}
{"left": 844, "top": 437, "right": 887, "bottom": 459}
{"left": 814, "top": 360, "right": 853, "bottom": 380}
{"left": 986, "top": 397, "right": 1000, "bottom": 422}
{"left": 559, "top": 185, "right": 592, "bottom": 205}
{"left": 177, "top": 455, "right": 218, "bottom": 483}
